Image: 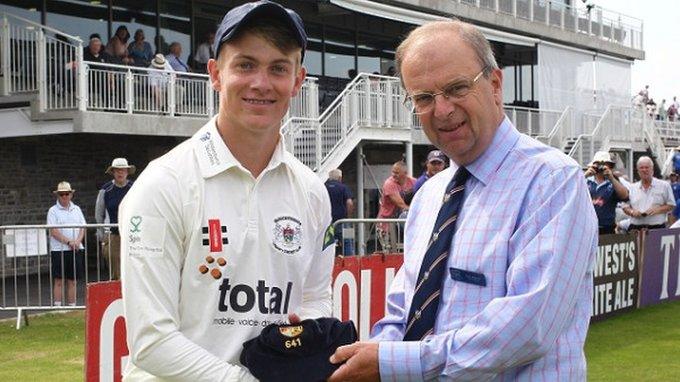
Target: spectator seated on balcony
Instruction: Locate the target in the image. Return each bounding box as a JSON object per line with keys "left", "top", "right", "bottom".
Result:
{"left": 128, "top": 29, "right": 154, "bottom": 67}
{"left": 114, "top": 25, "right": 131, "bottom": 46}
{"left": 83, "top": 36, "right": 111, "bottom": 64}
{"left": 83, "top": 37, "right": 114, "bottom": 109}
{"left": 105, "top": 36, "right": 133, "bottom": 66}
{"left": 166, "top": 42, "right": 190, "bottom": 73}
{"left": 193, "top": 31, "right": 215, "bottom": 73}
{"left": 148, "top": 54, "right": 185, "bottom": 113}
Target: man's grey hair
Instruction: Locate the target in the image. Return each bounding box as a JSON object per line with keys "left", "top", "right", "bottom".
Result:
{"left": 636, "top": 156, "right": 653, "bottom": 167}
{"left": 328, "top": 169, "right": 342, "bottom": 181}
{"left": 395, "top": 20, "right": 499, "bottom": 82}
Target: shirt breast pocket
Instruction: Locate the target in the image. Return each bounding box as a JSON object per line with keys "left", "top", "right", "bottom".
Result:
{"left": 652, "top": 189, "right": 667, "bottom": 204}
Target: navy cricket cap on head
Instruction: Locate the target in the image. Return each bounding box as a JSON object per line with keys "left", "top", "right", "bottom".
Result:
{"left": 213, "top": 0, "right": 307, "bottom": 62}
{"left": 240, "top": 317, "right": 357, "bottom": 382}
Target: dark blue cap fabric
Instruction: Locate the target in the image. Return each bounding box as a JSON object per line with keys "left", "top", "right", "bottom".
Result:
{"left": 213, "top": 0, "right": 307, "bottom": 62}
{"left": 240, "top": 317, "right": 357, "bottom": 382}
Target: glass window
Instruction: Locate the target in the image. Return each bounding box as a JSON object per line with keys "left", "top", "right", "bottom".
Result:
{"left": 160, "top": 0, "right": 189, "bottom": 63}
{"left": 304, "top": 23, "right": 322, "bottom": 76}
{"left": 111, "top": 0, "right": 157, "bottom": 56}
{"left": 0, "top": 0, "right": 42, "bottom": 23}
{"left": 357, "top": 33, "right": 395, "bottom": 76}
{"left": 324, "top": 27, "right": 354, "bottom": 79}
{"left": 502, "top": 66, "right": 516, "bottom": 104}
{"left": 46, "top": 0, "right": 108, "bottom": 43}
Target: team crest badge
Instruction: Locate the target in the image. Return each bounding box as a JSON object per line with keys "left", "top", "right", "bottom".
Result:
{"left": 273, "top": 216, "right": 302, "bottom": 255}
{"left": 279, "top": 325, "right": 304, "bottom": 338}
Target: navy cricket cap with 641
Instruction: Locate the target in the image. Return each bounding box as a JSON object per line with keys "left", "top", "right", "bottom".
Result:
{"left": 213, "top": 0, "right": 307, "bottom": 62}
{"left": 240, "top": 317, "right": 357, "bottom": 382}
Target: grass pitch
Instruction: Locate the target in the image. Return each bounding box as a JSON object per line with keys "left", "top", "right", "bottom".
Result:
{"left": 0, "top": 311, "right": 85, "bottom": 381}
{"left": 0, "top": 301, "right": 679, "bottom": 381}
{"left": 586, "top": 301, "right": 680, "bottom": 381}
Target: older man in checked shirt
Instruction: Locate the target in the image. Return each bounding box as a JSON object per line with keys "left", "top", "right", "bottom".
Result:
{"left": 329, "top": 20, "right": 598, "bottom": 381}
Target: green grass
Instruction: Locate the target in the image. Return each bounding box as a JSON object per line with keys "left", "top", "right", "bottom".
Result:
{"left": 586, "top": 300, "right": 680, "bottom": 381}
{"left": 0, "top": 302, "right": 679, "bottom": 381}
{"left": 0, "top": 311, "right": 85, "bottom": 381}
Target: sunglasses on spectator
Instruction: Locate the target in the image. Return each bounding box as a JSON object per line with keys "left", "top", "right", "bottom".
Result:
{"left": 57, "top": 192, "right": 72, "bottom": 196}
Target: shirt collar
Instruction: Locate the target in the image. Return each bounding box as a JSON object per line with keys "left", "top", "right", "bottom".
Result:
{"left": 55, "top": 201, "right": 73, "bottom": 211}
{"left": 461, "top": 116, "right": 520, "bottom": 186}
{"left": 194, "top": 116, "right": 291, "bottom": 179}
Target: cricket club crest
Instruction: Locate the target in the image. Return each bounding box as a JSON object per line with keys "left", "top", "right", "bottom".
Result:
{"left": 273, "top": 216, "right": 302, "bottom": 255}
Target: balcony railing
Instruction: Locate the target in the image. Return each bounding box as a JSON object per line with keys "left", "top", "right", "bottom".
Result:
{"left": 457, "top": 0, "right": 643, "bottom": 51}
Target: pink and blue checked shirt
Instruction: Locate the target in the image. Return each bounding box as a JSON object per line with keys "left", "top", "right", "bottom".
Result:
{"left": 371, "top": 117, "right": 598, "bottom": 381}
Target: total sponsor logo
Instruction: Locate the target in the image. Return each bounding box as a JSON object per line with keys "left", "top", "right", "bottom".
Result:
{"left": 217, "top": 279, "right": 293, "bottom": 314}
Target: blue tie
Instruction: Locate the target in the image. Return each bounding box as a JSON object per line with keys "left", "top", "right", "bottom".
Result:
{"left": 403, "top": 167, "right": 470, "bottom": 341}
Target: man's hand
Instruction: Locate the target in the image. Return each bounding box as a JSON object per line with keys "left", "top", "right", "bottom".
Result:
{"left": 603, "top": 167, "right": 614, "bottom": 179}
{"left": 584, "top": 166, "right": 596, "bottom": 177}
{"left": 327, "top": 342, "right": 380, "bottom": 382}
{"left": 288, "top": 313, "right": 302, "bottom": 324}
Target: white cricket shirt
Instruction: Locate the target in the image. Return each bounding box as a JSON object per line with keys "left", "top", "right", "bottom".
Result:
{"left": 120, "top": 117, "right": 334, "bottom": 381}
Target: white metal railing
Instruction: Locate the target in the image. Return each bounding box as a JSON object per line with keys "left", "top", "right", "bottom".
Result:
{"left": 535, "top": 106, "right": 573, "bottom": 149}
{"left": 654, "top": 120, "right": 680, "bottom": 145}
{"left": 458, "top": 0, "right": 643, "bottom": 51}
{"left": 567, "top": 105, "right": 667, "bottom": 169}
{"left": 283, "top": 73, "right": 412, "bottom": 170}
{"left": 1, "top": 13, "right": 82, "bottom": 101}
{"left": 641, "top": 110, "right": 667, "bottom": 173}
{"left": 504, "top": 105, "right": 563, "bottom": 137}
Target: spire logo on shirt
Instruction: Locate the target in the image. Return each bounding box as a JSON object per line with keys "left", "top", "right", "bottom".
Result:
{"left": 203, "top": 219, "right": 229, "bottom": 252}
{"left": 272, "top": 216, "right": 302, "bottom": 255}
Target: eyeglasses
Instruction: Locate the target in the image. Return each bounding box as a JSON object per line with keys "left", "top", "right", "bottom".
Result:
{"left": 403, "top": 66, "right": 489, "bottom": 115}
{"left": 57, "top": 192, "right": 71, "bottom": 196}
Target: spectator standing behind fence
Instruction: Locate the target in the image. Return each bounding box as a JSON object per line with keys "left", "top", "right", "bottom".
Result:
{"left": 325, "top": 169, "right": 354, "bottom": 255}
{"left": 166, "top": 42, "right": 190, "bottom": 72}
{"left": 193, "top": 31, "right": 215, "bottom": 73}
{"left": 584, "top": 151, "right": 629, "bottom": 234}
{"left": 670, "top": 172, "right": 680, "bottom": 225}
{"left": 95, "top": 158, "right": 135, "bottom": 280}
{"left": 128, "top": 29, "right": 153, "bottom": 67}
{"left": 377, "top": 161, "right": 415, "bottom": 251}
{"left": 47, "top": 181, "right": 85, "bottom": 307}
{"left": 623, "top": 156, "right": 675, "bottom": 230}
{"left": 412, "top": 149, "right": 447, "bottom": 194}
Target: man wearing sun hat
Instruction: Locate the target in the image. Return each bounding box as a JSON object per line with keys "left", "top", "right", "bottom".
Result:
{"left": 47, "top": 181, "right": 86, "bottom": 307}
{"left": 584, "top": 151, "right": 629, "bottom": 234}
{"left": 95, "top": 157, "right": 135, "bottom": 280}
{"left": 119, "top": 2, "right": 334, "bottom": 381}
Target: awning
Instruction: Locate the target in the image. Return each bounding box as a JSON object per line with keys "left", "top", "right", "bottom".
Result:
{"left": 329, "top": 0, "right": 538, "bottom": 47}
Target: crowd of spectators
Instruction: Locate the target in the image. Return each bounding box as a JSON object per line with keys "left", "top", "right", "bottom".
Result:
{"left": 633, "top": 85, "right": 680, "bottom": 121}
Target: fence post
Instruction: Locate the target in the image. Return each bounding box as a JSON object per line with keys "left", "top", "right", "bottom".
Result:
{"left": 206, "top": 80, "right": 214, "bottom": 117}
{"left": 36, "top": 29, "right": 46, "bottom": 112}
{"left": 168, "top": 73, "right": 176, "bottom": 116}
{"left": 529, "top": 0, "right": 534, "bottom": 21}
{"left": 77, "top": 49, "right": 87, "bottom": 111}
{"left": 1, "top": 15, "right": 10, "bottom": 96}
{"left": 125, "top": 68, "right": 133, "bottom": 114}
{"left": 512, "top": 0, "right": 517, "bottom": 17}
{"left": 545, "top": 0, "right": 550, "bottom": 26}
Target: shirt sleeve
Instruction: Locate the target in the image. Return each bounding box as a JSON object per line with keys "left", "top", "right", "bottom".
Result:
{"left": 383, "top": 180, "right": 400, "bottom": 197}
{"left": 95, "top": 189, "right": 106, "bottom": 224}
{"left": 46, "top": 207, "right": 56, "bottom": 225}
{"left": 665, "top": 182, "right": 677, "bottom": 206}
{"left": 120, "top": 163, "right": 252, "bottom": 381}
{"left": 378, "top": 165, "right": 598, "bottom": 381}
{"left": 298, "top": 183, "right": 334, "bottom": 319}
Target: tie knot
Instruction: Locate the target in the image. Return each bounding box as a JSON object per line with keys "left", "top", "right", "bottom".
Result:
{"left": 452, "top": 167, "right": 470, "bottom": 187}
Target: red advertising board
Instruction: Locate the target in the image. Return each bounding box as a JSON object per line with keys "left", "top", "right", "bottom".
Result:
{"left": 86, "top": 254, "right": 403, "bottom": 381}
{"left": 85, "top": 281, "right": 129, "bottom": 382}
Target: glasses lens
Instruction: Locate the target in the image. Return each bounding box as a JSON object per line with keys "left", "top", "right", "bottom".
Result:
{"left": 58, "top": 192, "right": 70, "bottom": 196}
